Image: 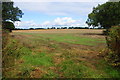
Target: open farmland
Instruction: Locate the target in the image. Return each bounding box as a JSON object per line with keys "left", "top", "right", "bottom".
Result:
{"left": 4, "top": 29, "right": 120, "bottom": 78}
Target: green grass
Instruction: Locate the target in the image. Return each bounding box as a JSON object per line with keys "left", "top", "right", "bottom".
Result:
{"left": 57, "top": 59, "right": 110, "bottom": 78}
{"left": 22, "top": 53, "right": 53, "bottom": 67}
{"left": 15, "top": 32, "right": 106, "bottom": 46}
{"left": 96, "top": 60, "right": 120, "bottom": 78}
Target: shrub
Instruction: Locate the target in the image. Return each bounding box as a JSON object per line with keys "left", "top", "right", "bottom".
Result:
{"left": 105, "top": 26, "right": 120, "bottom": 67}
{"left": 2, "top": 21, "right": 15, "bottom": 32}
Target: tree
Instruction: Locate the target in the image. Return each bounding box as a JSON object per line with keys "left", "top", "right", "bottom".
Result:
{"left": 29, "top": 28, "right": 34, "bottom": 30}
{"left": 86, "top": 2, "right": 120, "bottom": 29}
{"left": 2, "top": 1, "right": 23, "bottom": 31}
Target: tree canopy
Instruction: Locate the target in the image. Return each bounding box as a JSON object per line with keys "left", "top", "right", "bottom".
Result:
{"left": 86, "top": 2, "right": 120, "bottom": 29}
{"left": 2, "top": 1, "right": 24, "bottom": 22}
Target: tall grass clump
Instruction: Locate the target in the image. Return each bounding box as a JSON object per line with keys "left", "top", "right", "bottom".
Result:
{"left": 2, "top": 30, "right": 10, "bottom": 49}
{"left": 105, "top": 26, "right": 120, "bottom": 67}
{"left": 2, "top": 30, "right": 31, "bottom": 78}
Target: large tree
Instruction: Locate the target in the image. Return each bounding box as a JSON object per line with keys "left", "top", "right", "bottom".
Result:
{"left": 86, "top": 2, "right": 120, "bottom": 29}
{"left": 2, "top": 0, "right": 23, "bottom": 31}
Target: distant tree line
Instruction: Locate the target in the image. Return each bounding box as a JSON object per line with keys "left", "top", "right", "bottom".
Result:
{"left": 14, "top": 28, "right": 45, "bottom": 30}
{"left": 14, "top": 26, "right": 104, "bottom": 30}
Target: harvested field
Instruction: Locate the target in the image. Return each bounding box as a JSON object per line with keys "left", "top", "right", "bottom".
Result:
{"left": 13, "top": 29, "right": 104, "bottom": 34}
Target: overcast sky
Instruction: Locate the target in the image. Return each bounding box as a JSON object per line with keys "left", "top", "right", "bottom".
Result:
{"left": 13, "top": 0, "right": 108, "bottom": 29}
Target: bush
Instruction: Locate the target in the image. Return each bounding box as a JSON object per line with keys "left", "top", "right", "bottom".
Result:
{"left": 2, "top": 21, "right": 15, "bottom": 32}
{"left": 105, "top": 26, "right": 120, "bottom": 67}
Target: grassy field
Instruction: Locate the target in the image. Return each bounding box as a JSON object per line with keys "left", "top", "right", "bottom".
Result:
{"left": 3, "top": 29, "right": 120, "bottom": 78}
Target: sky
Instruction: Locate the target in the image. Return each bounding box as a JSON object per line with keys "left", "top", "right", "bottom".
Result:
{"left": 13, "top": 0, "right": 108, "bottom": 29}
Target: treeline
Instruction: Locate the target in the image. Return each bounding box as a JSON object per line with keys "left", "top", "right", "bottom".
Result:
{"left": 14, "top": 27, "right": 103, "bottom": 30}
{"left": 48, "top": 27, "right": 90, "bottom": 29}
{"left": 14, "top": 28, "right": 45, "bottom": 30}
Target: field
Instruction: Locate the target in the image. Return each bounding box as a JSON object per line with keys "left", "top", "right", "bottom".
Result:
{"left": 3, "top": 29, "right": 120, "bottom": 78}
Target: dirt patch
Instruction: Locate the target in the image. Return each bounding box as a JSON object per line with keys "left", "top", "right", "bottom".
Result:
{"left": 53, "top": 54, "right": 65, "bottom": 65}
{"left": 17, "top": 59, "right": 24, "bottom": 64}
{"left": 30, "top": 67, "right": 43, "bottom": 78}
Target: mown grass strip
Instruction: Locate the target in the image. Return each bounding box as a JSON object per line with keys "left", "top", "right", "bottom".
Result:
{"left": 15, "top": 32, "right": 106, "bottom": 46}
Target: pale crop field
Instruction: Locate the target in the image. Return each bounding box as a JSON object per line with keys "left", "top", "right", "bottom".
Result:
{"left": 4, "top": 29, "right": 120, "bottom": 78}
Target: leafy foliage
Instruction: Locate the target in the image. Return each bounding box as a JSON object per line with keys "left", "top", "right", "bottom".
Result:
{"left": 106, "top": 26, "right": 120, "bottom": 67}
{"left": 2, "top": 21, "right": 15, "bottom": 32}
{"left": 86, "top": 2, "right": 120, "bottom": 29}
{"left": 2, "top": 1, "right": 24, "bottom": 22}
